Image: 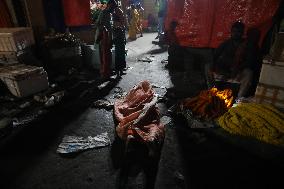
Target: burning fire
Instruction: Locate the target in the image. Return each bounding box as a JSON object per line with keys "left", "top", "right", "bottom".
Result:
{"left": 181, "top": 87, "right": 234, "bottom": 120}
{"left": 209, "top": 87, "right": 234, "bottom": 108}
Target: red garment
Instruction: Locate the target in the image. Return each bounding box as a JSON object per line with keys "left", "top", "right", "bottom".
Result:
{"left": 164, "top": 30, "right": 179, "bottom": 45}
{"left": 99, "top": 27, "right": 112, "bottom": 79}
{"left": 165, "top": 0, "right": 281, "bottom": 48}
{"left": 62, "top": 0, "right": 91, "bottom": 26}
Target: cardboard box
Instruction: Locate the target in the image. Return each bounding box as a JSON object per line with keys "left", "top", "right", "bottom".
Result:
{"left": 254, "top": 58, "right": 284, "bottom": 108}
{"left": 0, "top": 64, "right": 49, "bottom": 98}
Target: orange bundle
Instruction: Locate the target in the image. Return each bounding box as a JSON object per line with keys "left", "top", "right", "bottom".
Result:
{"left": 181, "top": 88, "right": 234, "bottom": 119}
{"left": 114, "top": 81, "right": 165, "bottom": 145}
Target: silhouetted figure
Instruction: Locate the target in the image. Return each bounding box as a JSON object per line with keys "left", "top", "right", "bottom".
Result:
{"left": 210, "top": 21, "right": 254, "bottom": 97}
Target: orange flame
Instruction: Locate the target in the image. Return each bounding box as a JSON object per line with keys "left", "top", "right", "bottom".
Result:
{"left": 209, "top": 87, "right": 234, "bottom": 108}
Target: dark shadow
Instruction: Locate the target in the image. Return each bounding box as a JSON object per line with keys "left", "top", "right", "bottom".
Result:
{"left": 111, "top": 137, "right": 162, "bottom": 189}
{"left": 245, "top": 28, "right": 262, "bottom": 96}
{"left": 111, "top": 107, "right": 162, "bottom": 189}
{"left": 166, "top": 47, "right": 211, "bottom": 102}
{"left": 0, "top": 69, "right": 122, "bottom": 188}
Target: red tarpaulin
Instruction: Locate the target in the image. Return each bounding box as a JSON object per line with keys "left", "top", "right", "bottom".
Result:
{"left": 62, "top": 0, "right": 91, "bottom": 26}
{"left": 0, "top": 0, "right": 12, "bottom": 27}
{"left": 165, "top": 0, "right": 281, "bottom": 48}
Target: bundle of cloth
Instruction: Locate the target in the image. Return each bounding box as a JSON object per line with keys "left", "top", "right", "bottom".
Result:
{"left": 114, "top": 81, "right": 165, "bottom": 149}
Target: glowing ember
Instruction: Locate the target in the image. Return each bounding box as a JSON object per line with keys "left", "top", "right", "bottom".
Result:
{"left": 209, "top": 87, "right": 234, "bottom": 108}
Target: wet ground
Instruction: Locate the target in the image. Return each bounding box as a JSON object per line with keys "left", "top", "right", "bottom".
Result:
{"left": 0, "top": 33, "right": 284, "bottom": 189}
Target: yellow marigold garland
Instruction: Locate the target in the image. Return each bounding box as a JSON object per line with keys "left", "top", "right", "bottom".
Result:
{"left": 217, "top": 103, "right": 284, "bottom": 145}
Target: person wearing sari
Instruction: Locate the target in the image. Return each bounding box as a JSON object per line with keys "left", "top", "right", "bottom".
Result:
{"left": 136, "top": 3, "right": 144, "bottom": 37}
{"left": 128, "top": 4, "right": 139, "bottom": 40}
{"left": 95, "top": 0, "right": 112, "bottom": 80}
{"left": 109, "top": 0, "right": 127, "bottom": 77}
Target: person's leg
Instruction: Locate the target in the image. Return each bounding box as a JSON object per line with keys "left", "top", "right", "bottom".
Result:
{"left": 237, "top": 69, "right": 253, "bottom": 97}
{"left": 157, "top": 17, "right": 163, "bottom": 38}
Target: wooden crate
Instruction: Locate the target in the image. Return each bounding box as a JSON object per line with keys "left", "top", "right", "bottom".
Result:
{"left": 0, "top": 64, "right": 48, "bottom": 98}
{"left": 0, "top": 27, "right": 35, "bottom": 52}
{"left": 254, "top": 58, "right": 284, "bottom": 108}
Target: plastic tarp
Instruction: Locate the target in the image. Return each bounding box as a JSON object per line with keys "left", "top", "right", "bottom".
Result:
{"left": 165, "top": 0, "right": 281, "bottom": 48}
{"left": 62, "top": 0, "right": 91, "bottom": 26}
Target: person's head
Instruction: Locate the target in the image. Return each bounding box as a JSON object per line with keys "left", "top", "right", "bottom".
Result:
{"left": 130, "top": 4, "right": 135, "bottom": 9}
{"left": 100, "top": 0, "right": 108, "bottom": 9}
{"left": 136, "top": 3, "right": 141, "bottom": 9}
{"left": 231, "top": 21, "right": 245, "bottom": 41}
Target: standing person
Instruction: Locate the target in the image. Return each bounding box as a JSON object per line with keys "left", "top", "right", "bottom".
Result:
{"left": 136, "top": 3, "right": 144, "bottom": 37}
{"left": 109, "top": 0, "right": 127, "bottom": 77}
{"left": 128, "top": 4, "right": 139, "bottom": 40}
{"left": 156, "top": 0, "right": 167, "bottom": 39}
{"left": 95, "top": 0, "right": 112, "bottom": 80}
{"left": 210, "top": 21, "right": 254, "bottom": 98}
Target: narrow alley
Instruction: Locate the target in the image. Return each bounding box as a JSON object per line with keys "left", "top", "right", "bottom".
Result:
{"left": 1, "top": 0, "right": 284, "bottom": 189}
{"left": 0, "top": 33, "right": 283, "bottom": 189}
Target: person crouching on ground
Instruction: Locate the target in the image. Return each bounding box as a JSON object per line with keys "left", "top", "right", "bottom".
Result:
{"left": 209, "top": 21, "right": 254, "bottom": 98}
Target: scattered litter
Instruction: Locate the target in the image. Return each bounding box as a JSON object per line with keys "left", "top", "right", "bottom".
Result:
{"left": 174, "top": 171, "right": 185, "bottom": 181}
{"left": 44, "top": 91, "right": 65, "bottom": 107}
{"left": 34, "top": 94, "right": 48, "bottom": 103}
{"left": 1, "top": 108, "right": 21, "bottom": 117}
{"left": 19, "top": 101, "right": 31, "bottom": 109}
{"left": 167, "top": 104, "right": 177, "bottom": 115}
{"left": 160, "top": 115, "right": 172, "bottom": 126}
{"left": 152, "top": 84, "right": 167, "bottom": 89}
{"left": 180, "top": 109, "right": 216, "bottom": 129}
{"left": 138, "top": 56, "right": 154, "bottom": 63}
{"left": 12, "top": 110, "right": 47, "bottom": 127}
{"left": 92, "top": 99, "right": 113, "bottom": 110}
{"left": 98, "top": 81, "right": 111, "bottom": 90}
{"left": 161, "top": 59, "right": 168, "bottom": 64}
{"left": 126, "top": 66, "right": 133, "bottom": 70}
{"left": 156, "top": 94, "right": 167, "bottom": 103}
{"left": 57, "top": 132, "right": 111, "bottom": 154}
{"left": 114, "top": 87, "right": 123, "bottom": 93}
{"left": 0, "top": 96, "right": 15, "bottom": 102}
{"left": 113, "top": 87, "right": 126, "bottom": 99}
{"left": 50, "top": 83, "right": 57, "bottom": 88}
